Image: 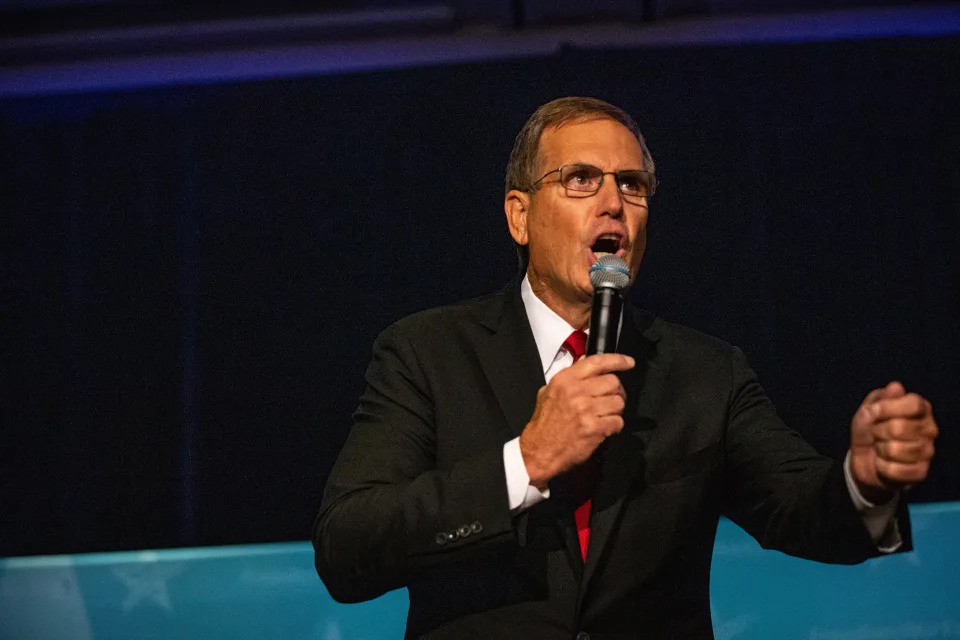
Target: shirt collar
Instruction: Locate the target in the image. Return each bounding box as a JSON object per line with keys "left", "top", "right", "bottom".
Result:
{"left": 520, "top": 274, "right": 582, "bottom": 374}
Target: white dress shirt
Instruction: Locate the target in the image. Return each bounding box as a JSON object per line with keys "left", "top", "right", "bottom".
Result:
{"left": 502, "top": 274, "right": 902, "bottom": 551}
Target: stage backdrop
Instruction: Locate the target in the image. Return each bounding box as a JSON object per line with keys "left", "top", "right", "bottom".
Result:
{"left": 2, "top": 34, "right": 958, "bottom": 556}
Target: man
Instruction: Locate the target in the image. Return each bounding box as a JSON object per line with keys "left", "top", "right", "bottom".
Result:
{"left": 313, "top": 97, "right": 938, "bottom": 639}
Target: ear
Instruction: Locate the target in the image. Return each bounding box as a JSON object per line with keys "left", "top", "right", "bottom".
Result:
{"left": 504, "top": 189, "right": 531, "bottom": 247}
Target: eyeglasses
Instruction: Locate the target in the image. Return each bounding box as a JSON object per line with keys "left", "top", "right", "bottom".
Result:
{"left": 530, "top": 164, "right": 657, "bottom": 203}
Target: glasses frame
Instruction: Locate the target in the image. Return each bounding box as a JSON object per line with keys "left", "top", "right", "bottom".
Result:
{"left": 530, "top": 163, "right": 657, "bottom": 202}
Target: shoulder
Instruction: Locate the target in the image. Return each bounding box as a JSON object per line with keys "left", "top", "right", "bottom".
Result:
{"left": 389, "top": 289, "right": 505, "bottom": 334}
{"left": 632, "top": 308, "right": 747, "bottom": 379}
{"left": 634, "top": 307, "right": 736, "bottom": 355}
{"left": 660, "top": 316, "right": 736, "bottom": 358}
{"left": 374, "top": 285, "right": 512, "bottom": 354}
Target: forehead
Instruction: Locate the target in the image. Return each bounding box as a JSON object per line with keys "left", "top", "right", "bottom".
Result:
{"left": 538, "top": 117, "right": 645, "bottom": 171}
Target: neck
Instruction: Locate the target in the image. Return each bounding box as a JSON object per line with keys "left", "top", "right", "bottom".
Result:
{"left": 527, "top": 274, "right": 591, "bottom": 331}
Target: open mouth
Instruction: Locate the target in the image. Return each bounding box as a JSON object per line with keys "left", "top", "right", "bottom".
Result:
{"left": 591, "top": 233, "right": 623, "bottom": 257}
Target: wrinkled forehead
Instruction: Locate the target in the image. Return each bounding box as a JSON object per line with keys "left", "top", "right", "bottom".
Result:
{"left": 536, "top": 116, "right": 644, "bottom": 173}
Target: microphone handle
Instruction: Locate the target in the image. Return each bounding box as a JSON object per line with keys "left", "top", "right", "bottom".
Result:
{"left": 586, "top": 287, "right": 623, "bottom": 355}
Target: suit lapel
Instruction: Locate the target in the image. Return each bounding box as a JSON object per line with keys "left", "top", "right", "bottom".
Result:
{"left": 580, "top": 305, "right": 669, "bottom": 597}
{"left": 473, "top": 280, "right": 584, "bottom": 575}
{"left": 472, "top": 280, "right": 546, "bottom": 440}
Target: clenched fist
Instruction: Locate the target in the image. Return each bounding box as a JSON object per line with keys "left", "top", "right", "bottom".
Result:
{"left": 519, "top": 353, "right": 635, "bottom": 489}
{"left": 849, "top": 381, "right": 938, "bottom": 504}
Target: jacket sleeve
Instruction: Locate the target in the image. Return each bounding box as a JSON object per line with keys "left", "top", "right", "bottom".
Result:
{"left": 720, "top": 346, "right": 912, "bottom": 564}
{"left": 312, "top": 320, "right": 521, "bottom": 603}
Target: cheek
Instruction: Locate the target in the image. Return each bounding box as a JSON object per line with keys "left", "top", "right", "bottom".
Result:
{"left": 629, "top": 220, "right": 648, "bottom": 270}
{"left": 631, "top": 214, "right": 649, "bottom": 245}
{"left": 635, "top": 226, "right": 647, "bottom": 250}
{"left": 539, "top": 214, "right": 576, "bottom": 253}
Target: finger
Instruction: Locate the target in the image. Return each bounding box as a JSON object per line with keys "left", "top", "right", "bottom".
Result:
{"left": 876, "top": 439, "right": 935, "bottom": 464}
{"left": 572, "top": 353, "right": 636, "bottom": 377}
{"left": 592, "top": 394, "right": 626, "bottom": 418}
{"left": 860, "top": 386, "right": 890, "bottom": 407}
{"left": 580, "top": 373, "right": 626, "bottom": 398}
{"left": 596, "top": 414, "right": 625, "bottom": 437}
{"left": 872, "top": 393, "right": 931, "bottom": 421}
{"left": 872, "top": 417, "right": 938, "bottom": 442}
{"left": 875, "top": 458, "right": 930, "bottom": 485}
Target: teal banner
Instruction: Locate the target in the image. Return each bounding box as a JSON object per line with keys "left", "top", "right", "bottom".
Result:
{"left": 2, "top": 503, "right": 958, "bottom": 639}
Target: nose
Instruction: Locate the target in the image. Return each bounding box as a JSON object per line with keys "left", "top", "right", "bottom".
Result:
{"left": 597, "top": 174, "right": 624, "bottom": 219}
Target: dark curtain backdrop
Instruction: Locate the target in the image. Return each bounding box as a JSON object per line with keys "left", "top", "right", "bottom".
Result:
{"left": 2, "top": 35, "right": 958, "bottom": 556}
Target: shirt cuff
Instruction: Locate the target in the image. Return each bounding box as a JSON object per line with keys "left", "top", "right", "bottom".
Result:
{"left": 503, "top": 437, "right": 550, "bottom": 512}
{"left": 843, "top": 450, "right": 903, "bottom": 553}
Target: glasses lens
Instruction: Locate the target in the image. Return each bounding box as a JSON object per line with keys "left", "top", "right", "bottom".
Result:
{"left": 617, "top": 170, "right": 655, "bottom": 198}
{"left": 560, "top": 164, "right": 604, "bottom": 194}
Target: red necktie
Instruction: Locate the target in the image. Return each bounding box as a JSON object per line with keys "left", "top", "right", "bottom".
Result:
{"left": 561, "top": 330, "right": 594, "bottom": 562}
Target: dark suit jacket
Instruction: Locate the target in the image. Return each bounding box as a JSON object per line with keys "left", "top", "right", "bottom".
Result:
{"left": 313, "top": 279, "right": 911, "bottom": 639}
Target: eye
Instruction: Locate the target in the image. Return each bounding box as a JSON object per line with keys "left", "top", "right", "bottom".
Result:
{"left": 617, "top": 171, "right": 647, "bottom": 196}
{"left": 562, "top": 165, "right": 602, "bottom": 192}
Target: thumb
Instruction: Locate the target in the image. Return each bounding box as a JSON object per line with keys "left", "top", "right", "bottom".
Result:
{"left": 861, "top": 380, "right": 905, "bottom": 408}
{"left": 880, "top": 380, "right": 906, "bottom": 399}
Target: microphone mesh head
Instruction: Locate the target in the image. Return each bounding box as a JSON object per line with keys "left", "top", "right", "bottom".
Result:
{"left": 589, "top": 255, "right": 631, "bottom": 291}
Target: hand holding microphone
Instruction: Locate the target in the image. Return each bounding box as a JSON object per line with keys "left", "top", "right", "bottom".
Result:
{"left": 519, "top": 256, "right": 633, "bottom": 489}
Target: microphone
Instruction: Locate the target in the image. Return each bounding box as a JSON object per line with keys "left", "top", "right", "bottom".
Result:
{"left": 586, "top": 255, "right": 631, "bottom": 355}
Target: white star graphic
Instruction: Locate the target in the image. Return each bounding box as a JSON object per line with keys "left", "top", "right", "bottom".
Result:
{"left": 111, "top": 560, "right": 184, "bottom": 613}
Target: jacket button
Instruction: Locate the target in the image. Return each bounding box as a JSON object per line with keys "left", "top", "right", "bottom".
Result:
{"left": 446, "top": 531, "right": 458, "bottom": 543}
{"left": 576, "top": 632, "right": 590, "bottom": 640}
{"left": 470, "top": 521, "right": 483, "bottom": 534}
{"left": 457, "top": 525, "right": 471, "bottom": 538}
{"left": 435, "top": 532, "right": 447, "bottom": 546}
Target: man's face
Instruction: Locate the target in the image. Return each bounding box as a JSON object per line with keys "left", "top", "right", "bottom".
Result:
{"left": 506, "top": 117, "right": 650, "bottom": 309}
